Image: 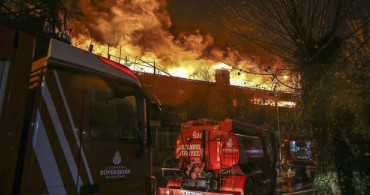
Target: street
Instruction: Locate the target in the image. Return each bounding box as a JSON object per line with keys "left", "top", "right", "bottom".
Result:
{"left": 275, "top": 167, "right": 315, "bottom": 195}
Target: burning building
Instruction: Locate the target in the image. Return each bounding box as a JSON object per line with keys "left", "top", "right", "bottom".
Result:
{"left": 65, "top": 0, "right": 299, "bottom": 186}
{"left": 68, "top": 0, "right": 297, "bottom": 92}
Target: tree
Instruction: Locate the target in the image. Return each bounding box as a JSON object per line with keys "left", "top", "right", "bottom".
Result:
{"left": 0, "top": 0, "right": 72, "bottom": 59}
{"left": 189, "top": 62, "right": 215, "bottom": 81}
{"left": 211, "top": 0, "right": 369, "bottom": 193}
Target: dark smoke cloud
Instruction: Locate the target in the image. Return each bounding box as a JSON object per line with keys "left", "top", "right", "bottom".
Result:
{"left": 167, "top": 0, "right": 228, "bottom": 47}
{"left": 66, "top": 0, "right": 269, "bottom": 80}
{"left": 67, "top": 0, "right": 242, "bottom": 68}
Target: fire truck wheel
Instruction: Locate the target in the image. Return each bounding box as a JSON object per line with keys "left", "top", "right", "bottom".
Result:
{"left": 244, "top": 178, "right": 256, "bottom": 195}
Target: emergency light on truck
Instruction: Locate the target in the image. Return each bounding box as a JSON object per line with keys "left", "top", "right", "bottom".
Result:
{"left": 97, "top": 56, "right": 138, "bottom": 79}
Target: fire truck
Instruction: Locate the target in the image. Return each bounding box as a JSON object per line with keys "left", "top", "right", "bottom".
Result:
{"left": 280, "top": 138, "right": 316, "bottom": 181}
{"left": 281, "top": 138, "right": 316, "bottom": 169}
{"left": 0, "top": 26, "right": 156, "bottom": 194}
{"left": 159, "top": 119, "right": 277, "bottom": 195}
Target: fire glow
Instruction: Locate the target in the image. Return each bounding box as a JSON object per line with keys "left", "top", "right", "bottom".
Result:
{"left": 69, "top": 0, "right": 296, "bottom": 93}
{"left": 251, "top": 98, "right": 296, "bottom": 108}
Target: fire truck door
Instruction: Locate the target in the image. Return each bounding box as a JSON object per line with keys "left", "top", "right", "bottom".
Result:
{"left": 78, "top": 75, "right": 150, "bottom": 194}
{"left": 21, "top": 69, "right": 84, "bottom": 194}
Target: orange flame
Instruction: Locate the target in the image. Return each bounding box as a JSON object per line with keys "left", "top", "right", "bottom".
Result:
{"left": 68, "top": 0, "right": 295, "bottom": 92}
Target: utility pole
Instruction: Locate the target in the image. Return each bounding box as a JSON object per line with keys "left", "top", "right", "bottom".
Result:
{"left": 273, "top": 81, "right": 281, "bottom": 168}
{"left": 88, "top": 43, "right": 93, "bottom": 52}
{"left": 107, "top": 45, "right": 110, "bottom": 59}
{"left": 153, "top": 59, "right": 156, "bottom": 75}
{"left": 276, "top": 97, "right": 281, "bottom": 162}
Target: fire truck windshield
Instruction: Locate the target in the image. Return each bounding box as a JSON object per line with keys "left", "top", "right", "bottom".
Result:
{"left": 289, "top": 141, "right": 312, "bottom": 160}
{"left": 90, "top": 84, "right": 140, "bottom": 142}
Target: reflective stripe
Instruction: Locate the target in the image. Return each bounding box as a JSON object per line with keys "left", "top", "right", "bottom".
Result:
{"left": 53, "top": 70, "right": 94, "bottom": 184}
{"left": 33, "top": 111, "right": 67, "bottom": 195}
{"left": 0, "top": 61, "right": 10, "bottom": 118}
{"left": 42, "top": 82, "right": 83, "bottom": 192}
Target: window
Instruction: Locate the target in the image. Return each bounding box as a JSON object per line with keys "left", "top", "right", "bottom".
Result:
{"left": 237, "top": 135, "right": 264, "bottom": 163}
{"left": 246, "top": 139, "right": 264, "bottom": 158}
{"left": 289, "top": 141, "right": 312, "bottom": 160}
{"left": 90, "top": 85, "right": 138, "bottom": 142}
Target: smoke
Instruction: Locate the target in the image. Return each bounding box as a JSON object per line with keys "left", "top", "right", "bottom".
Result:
{"left": 68, "top": 0, "right": 231, "bottom": 69}
{"left": 66, "top": 0, "right": 292, "bottom": 91}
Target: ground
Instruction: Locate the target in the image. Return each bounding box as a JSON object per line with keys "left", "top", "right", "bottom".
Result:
{"left": 275, "top": 167, "right": 315, "bottom": 195}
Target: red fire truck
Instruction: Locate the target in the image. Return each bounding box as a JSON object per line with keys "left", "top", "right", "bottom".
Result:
{"left": 159, "top": 119, "right": 277, "bottom": 195}
{"left": 0, "top": 26, "right": 156, "bottom": 194}
{"left": 280, "top": 138, "right": 316, "bottom": 181}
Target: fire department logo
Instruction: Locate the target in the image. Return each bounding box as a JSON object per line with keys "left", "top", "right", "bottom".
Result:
{"left": 100, "top": 150, "right": 130, "bottom": 179}
{"left": 113, "top": 150, "right": 121, "bottom": 165}
{"left": 227, "top": 138, "right": 233, "bottom": 147}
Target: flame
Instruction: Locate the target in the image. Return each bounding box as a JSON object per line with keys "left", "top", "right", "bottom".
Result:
{"left": 168, "top": 67, "right": 191, "bottom": 78}
{"left": 69, "top": 0, "right": 217, "bottom": 69}
{"left": 252, "top": 98, "right": 296, "bottom": 107}
{"left": 212, "top": 63, "right": 232, "bottom": 70}
{"left": 68, "top": 0, "right": 296, "bottom": 92}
